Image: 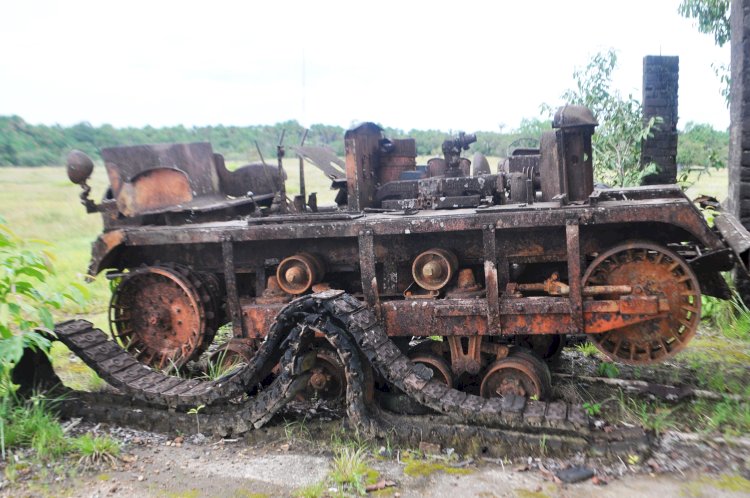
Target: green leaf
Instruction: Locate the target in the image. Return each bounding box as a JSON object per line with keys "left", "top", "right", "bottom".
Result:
{"left": 38, "top": 307, "right": 54, "bottom": 330}
{"left": 17, "top": 266, "right": 46, "bottom": 282}
{"left": 0, "top": 334, "right": 25, "bottom": 364}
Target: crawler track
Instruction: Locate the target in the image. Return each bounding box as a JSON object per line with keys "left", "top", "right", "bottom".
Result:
{"left": 43, "top": 291, "right": 650, "bottom": 456}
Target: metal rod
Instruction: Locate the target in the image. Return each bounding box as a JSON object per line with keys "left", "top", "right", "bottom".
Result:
{"left": 299, "top": 129, "right": 308, "bottom": 209}
{"left": 277, "top": 130, "right": 288, "bottom": 213}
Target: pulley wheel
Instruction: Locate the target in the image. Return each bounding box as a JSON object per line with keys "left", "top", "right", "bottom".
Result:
{"left": 480, "top": 350, "right": 551, "bottom": 399}
{"left": 582, "top": 241, "right": 701, "bottom": 365}
{"left": 409, "top": 353, "right": 454, "bottom": 387}
{"left": 412, "top": 248, "right": 458, "bottom": 291}
{"left": 109, "top": 265, "right": 217, "bottom": 369}
{"left": 276, "top": 253, "right": 325, "bottom": 295}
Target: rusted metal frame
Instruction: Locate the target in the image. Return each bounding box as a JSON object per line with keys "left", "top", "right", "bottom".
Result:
{"left": 118, "top": 198, "right": 710, "bottom": 246}
{"left": 566, "top": 222, "right": 583, "bottom": 332}
{"left": 241, "top": 295, "right": 663, "bottom": 339}
{"left": 482, "top": 225, "right": 501, "bottom": 334}
{"left": 357, "top": 228, "right": 379, "bottom": 309}
{"left": 253, "top": 263, "right": 266, "bottom": 297}
{"left": 221, "top": 237, "right": 247, "bottom": 338}
{"left": 496, "top": 231, "right": 510, "bottom": 292}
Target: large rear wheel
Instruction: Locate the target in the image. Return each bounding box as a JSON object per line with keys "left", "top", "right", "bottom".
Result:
{"left": 582, "top": 241, "right": 701, "bottom": 365}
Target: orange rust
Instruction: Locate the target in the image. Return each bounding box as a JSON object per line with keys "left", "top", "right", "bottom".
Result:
{"left": 119, "top": 169, "right": 193, "bottom": 216}
{"left": 100, "top": 229, "right": 125, "bottom": 251}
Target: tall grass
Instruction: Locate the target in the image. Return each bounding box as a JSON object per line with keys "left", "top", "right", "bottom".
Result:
{"left": 0, "top": 392, "right": 120, "bottom": 466}
{"left": 1, "top": 394, "right": 68, "bottom": 460}
{"left": 702, "top": 289, "right": 750, "bottom": 342}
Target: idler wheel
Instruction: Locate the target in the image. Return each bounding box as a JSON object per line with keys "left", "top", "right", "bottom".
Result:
{"left": 408, "top": 353, "right": 453, "bottom": 387}
{"left": 276, "top": 253, "right": 325, "bottom": 295}
{"left": 110, "top": 265, "right": 217, "bottom": 369}
{"left": 412, "top": 248, "right": 458, "bottom": 291}
{"left": 303, "top": 346, "right": 346, "bottom": 400}
{"left": 480, "top": 350, "right": 551, "bottom": 399}
{"left": 582, "top": 241, "right": 701, "bottom": 365}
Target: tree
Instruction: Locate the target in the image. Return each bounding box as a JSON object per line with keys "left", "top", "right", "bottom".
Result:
{"left": 545, "top": 50, "right": 659, "bottom": 187}
{"left": 678, "top": 0, "right": 730, "bottom": 46}
{"left": 678, "top": 0, "right": 731, "bottom": 102}
{"left": 677, "top": 121, "right": 729, "bottom": 168}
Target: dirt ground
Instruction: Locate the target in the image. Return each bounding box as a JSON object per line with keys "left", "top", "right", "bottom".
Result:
{"left": 2, "top": 416, "right": 749, "bottom": 498}
{"left": 3, "top": 328, "right": 749, "bottom": 497}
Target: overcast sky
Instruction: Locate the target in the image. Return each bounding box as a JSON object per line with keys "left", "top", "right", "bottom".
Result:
{"left": 0, "top": 0, "right": 730, "bottom": 132}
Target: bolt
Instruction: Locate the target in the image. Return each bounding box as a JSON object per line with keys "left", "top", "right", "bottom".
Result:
{"left": 422, "top": 261, "right": 443, "bottom": 279}
{"left": 286, "top": 266, "right": 306, "bottom": 285}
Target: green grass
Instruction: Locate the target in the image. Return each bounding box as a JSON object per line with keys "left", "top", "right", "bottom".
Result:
{"left": 574, "top": 342, "right": 599, "bottom": 357}
{"left": 71, "top": 433, "right": 120, "bottom": 469}
{"left": 0, "top": 167, "right": 110, "bottom": 318}
{"left": 330, "top": 446, "right": 379, "bottom": 496}
{"left": 293, "top": 481, "right": 328, "bottom": 498}
{"left": 684, "top": 167, "right": 728, "bottom": 201}
{"left": 1, "top": 394, "right": 69, "bottom": 460}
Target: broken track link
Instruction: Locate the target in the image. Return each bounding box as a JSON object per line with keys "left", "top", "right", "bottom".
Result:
{"left": 46, "top": 290, "right": 649, "bottom": 454}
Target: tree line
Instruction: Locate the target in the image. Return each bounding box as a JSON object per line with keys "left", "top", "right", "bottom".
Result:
{"left": 0, "top": 113, "right": 727, "bottom": 169}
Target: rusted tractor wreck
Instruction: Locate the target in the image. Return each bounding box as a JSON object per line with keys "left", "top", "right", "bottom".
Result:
{"left": 31, "top": 105, "right": 750, "bottom": 452}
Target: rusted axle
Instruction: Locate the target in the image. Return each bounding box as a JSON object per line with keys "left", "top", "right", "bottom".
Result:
{"left": 516, "top": 274, "right": 631, "bottom": 297}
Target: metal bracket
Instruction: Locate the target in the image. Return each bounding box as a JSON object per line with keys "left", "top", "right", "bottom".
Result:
{"left": 483, "top": 225, "right": 501, "bottom": 334}
{"left": 221, "top": 237, "right": 247, "bottom": 338}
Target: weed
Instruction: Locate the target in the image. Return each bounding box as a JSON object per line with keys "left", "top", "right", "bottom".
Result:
{"left": 583, "top": 402, "right": 602, "bottom": 416}
{"left": 596, "top": 362, "right": 620, "bottom": 378}
{"left": 329, "top": 424, "right": 369, "bottom": 453}
{"left": 187, "top": 404, "right": 205, "bottom": 434}
{"left": 2, "top": 394, "right": 69, "bottom": 460}
{"left": 199, "top": 348, "right": 245, "bottom": 381}
{"left": 689, "top": 398, "right": 750, "bottom": 434}
{"left": 618, "top": 393, "right": 675, "bottom": 434}
{"left": 702, "top": 275, "right": 750, "bottom": 342}
{"left": 284, "top": 417, "right": 311, "bottom": 443}
{"left": 330, "top": 446, "right": 378, "bottom": 496}
{"left": 574, "top": 342, "right": 599, "bottom": 357}
{"left": 293, "top": 481, "right": 327, "bottom": 498}
{"left": 72, "top": 433, "right": 120, "bottom": 469}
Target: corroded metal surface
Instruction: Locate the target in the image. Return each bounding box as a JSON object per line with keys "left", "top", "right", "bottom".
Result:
{"left": 58, "top": 105, "right": 750, "bottom": 449}
{"left": 583, "top": 242, "right": 701, "bottom": 364}
{"left": 47, "top": 292, "right": 652, "bottom": 456}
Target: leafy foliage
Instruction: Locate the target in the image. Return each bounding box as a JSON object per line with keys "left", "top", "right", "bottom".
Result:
{"left": 0, "top": 218, "right": 83, "bottom": 393}
{"left": 546, "top": 50, "right": 660, "bottom": 187}
{"left": 678, "top": 0, "right": 730, "bottom": 47}
{"left": 678, "top": 0, "right": 731, "bottom": 103}
{"left": 596, "top": 361, "right": 620, "bottom": 379}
